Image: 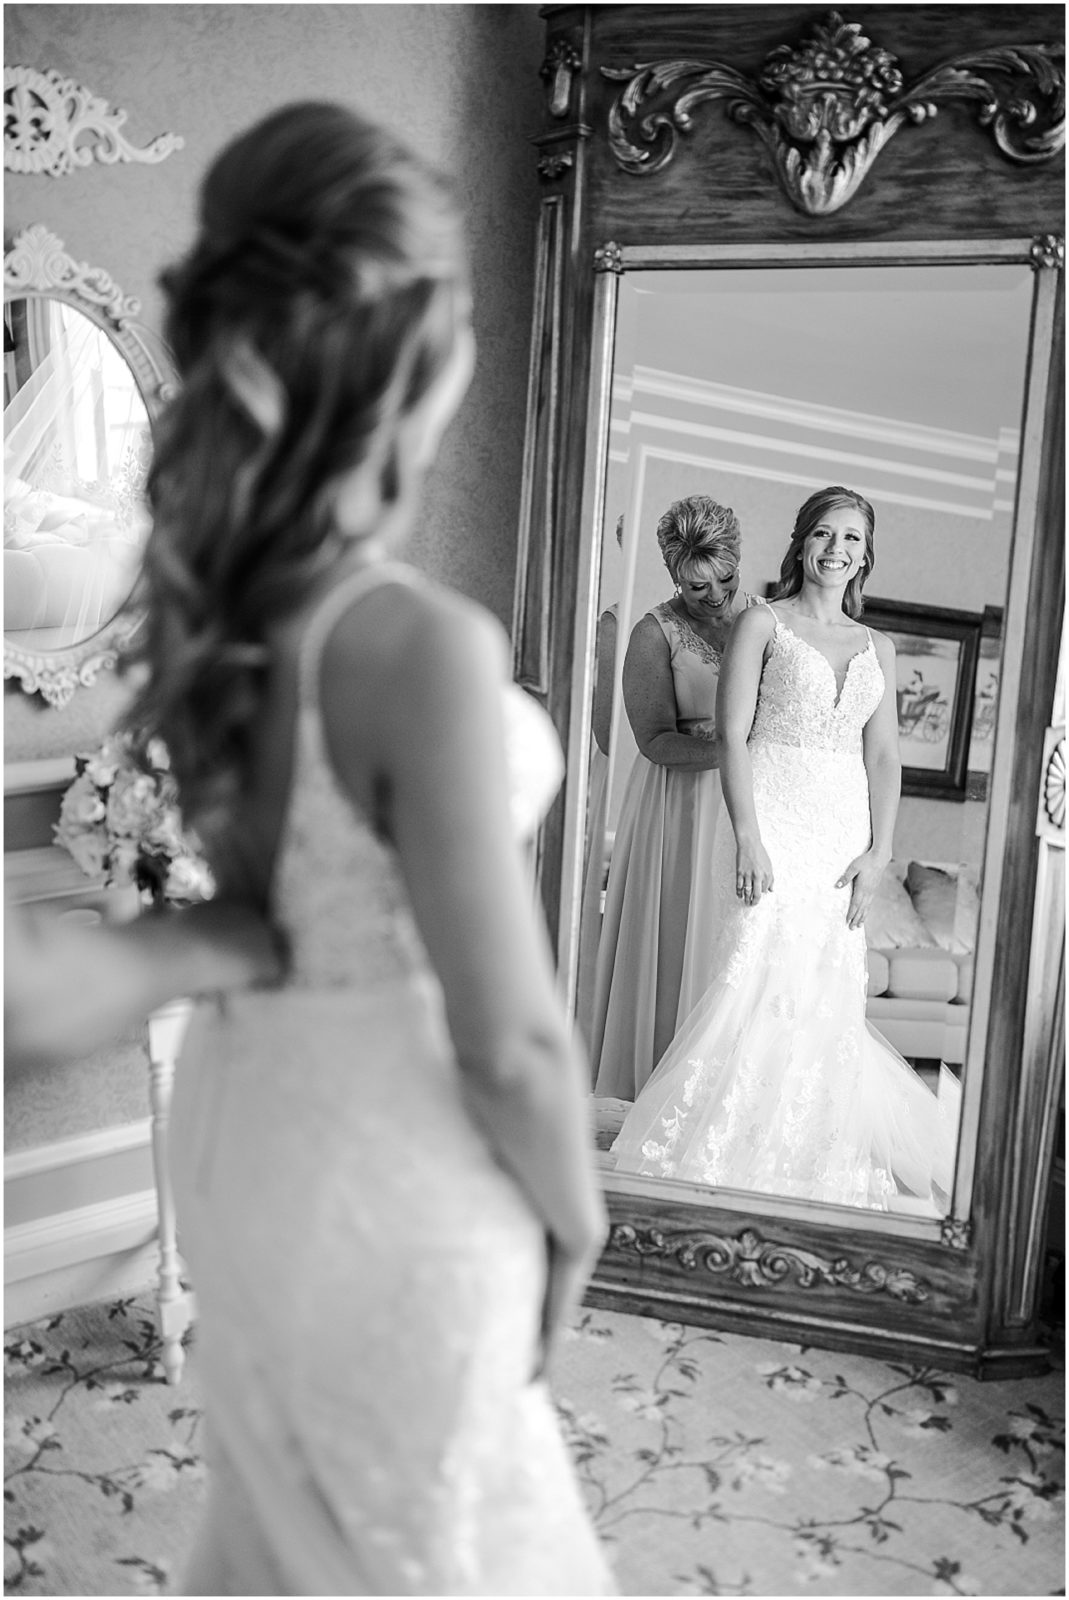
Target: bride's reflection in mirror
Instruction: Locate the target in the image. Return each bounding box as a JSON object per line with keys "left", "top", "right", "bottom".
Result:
{"left": 581, "top": 262, "right": 1034, "bottom": 1213}
{"left": 611, "top": 485, "right": 960, "bottom": 1216}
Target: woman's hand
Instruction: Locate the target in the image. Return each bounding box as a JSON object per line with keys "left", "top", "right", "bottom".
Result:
{"left": 735, "top": 834, "right": 774, "bottom": 906}
{"left": 836, "top": 850, "right": 887, "bottom": 931}
{"left": 533, "top": 1224, "right": 607, "bottom": 1381}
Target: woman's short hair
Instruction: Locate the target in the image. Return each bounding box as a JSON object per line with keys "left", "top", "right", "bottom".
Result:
{"left": 655, "top": 496, "right": 741, "bottom": 583}
{"left": 770, "top": 486, "right": 876, "bottom": 620}
{"left": 122, "top": 102, "right": 468, "bottom": 838}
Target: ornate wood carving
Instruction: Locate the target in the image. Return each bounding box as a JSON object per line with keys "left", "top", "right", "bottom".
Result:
{"left": 593, "top": 240, "right": 625, "bottom": 274}
{"left": 940, "top": 1217, "right": 973, "bottom": 1251}
{"left": 609, "top": 1222, "right": 932, "bottom": 1302}
{"left": 537, "top": 149, "right": 574, "bottom": 181}
{"left": 4, "top": 65, "right": 183, "bottom": 177}
{"left": 541, "top": 39, "right": 583, "bottom": 120}
{"left": 1031, "top": 233, "right": 1066, "bottom": 269}
{"left": 1040, "top": 732, "right": 1065, "bottom": 838}
{"left": 601, "top": 11, "right": 1065, "bottom": 216}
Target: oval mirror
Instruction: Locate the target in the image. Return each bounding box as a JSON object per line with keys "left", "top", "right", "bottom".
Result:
{"left": 3, "top": 225, "right": 174, "bottom": 706}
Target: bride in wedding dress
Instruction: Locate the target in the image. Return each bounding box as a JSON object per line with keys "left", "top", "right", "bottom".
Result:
{"left": 8, "top": 103, "right": 613, "bottom": 1596}
{"left": 611, "top": 486, "right": 960, "bottom": 1212}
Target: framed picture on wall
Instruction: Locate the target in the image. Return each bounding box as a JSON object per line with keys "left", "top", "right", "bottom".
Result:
{"left": 860, "top": 597, "right": 983, "bottom": 800}
{"left": 965, "top": 606, "right": 1004, "bottom": 801}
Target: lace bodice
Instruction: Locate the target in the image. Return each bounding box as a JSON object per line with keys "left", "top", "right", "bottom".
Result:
{"left": 751, "top": 614, "right": 884, "bottom": 754}
{"left": 272, "top": 564, "right": 564, "bottom": 990}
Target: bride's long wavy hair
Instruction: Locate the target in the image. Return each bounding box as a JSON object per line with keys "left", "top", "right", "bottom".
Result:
{"left": 120, "top": 102, "right": 466, "bottom": 840}
{"left": 769, "top": 486, "right": 875, "bottom": 620}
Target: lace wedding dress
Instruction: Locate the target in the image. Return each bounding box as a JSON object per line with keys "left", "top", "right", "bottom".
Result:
{"left": 169, "top": 564, "right": 614, "bottom": 1595}
{"left": 611, "top": 609, "right": 960, "bottom": 1212}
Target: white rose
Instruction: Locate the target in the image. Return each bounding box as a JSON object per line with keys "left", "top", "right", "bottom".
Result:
{"left": 106, "top": 772, "right": 162, "bottom": 838}
{"left": 164, "top": 853, "right": 215, "bottom": 902}
{"left": 82, "top": 739, "right": 124, "bottom": 788}
{"left": 60, "top": 830, "right": 109, "bottom": 879}
{"left": 57, "top": 773, "right": 106, "bottom": 830}
{"left": 143, "top": 806, "right": 184, "bottom": 856}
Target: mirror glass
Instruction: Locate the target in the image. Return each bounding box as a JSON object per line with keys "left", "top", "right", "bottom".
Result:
{"left": 578, "top": 262, "right": 1034, "bottom": 1219}
{"left": 4, "top": 296, "right": 152, "bottom": 650}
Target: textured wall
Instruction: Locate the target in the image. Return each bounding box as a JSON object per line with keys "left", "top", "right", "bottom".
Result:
{"left": 5, "top": 2, "right": 545, "bottom": 1149}
{"left": 4, "top": 1, "right": 545, "bottom": 761}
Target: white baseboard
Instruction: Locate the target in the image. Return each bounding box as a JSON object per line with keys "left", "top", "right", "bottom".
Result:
{"left": 5, "top": 1188, "right": 161, "bottom": 1328}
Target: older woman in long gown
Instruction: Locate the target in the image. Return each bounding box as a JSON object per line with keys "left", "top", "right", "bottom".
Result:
{"left": 589, "top": 496, "right": 751, "bottom": 1101}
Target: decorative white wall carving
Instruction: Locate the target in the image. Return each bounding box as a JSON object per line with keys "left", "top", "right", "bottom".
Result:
{"left": 4, "top": 64, "right": 183, "bottom": 177}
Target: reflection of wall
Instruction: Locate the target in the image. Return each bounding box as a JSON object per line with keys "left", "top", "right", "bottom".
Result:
{"left": 602, "top": 354, "right": 1024, "bottom": 861}
{"left": 4, "top": 6, "right": 543, "bottom": 1180}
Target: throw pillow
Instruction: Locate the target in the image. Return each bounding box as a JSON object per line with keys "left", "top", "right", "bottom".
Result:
{"left": 866, "top": 868, "right": 938, "bottom": 950}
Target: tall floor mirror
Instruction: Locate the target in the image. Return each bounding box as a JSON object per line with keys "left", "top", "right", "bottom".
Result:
{"left": 516, "top": 5, "right": 1065, "bottom": 1376}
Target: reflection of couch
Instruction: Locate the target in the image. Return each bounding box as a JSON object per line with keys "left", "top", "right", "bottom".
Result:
{"left": 865, "top": 860, "right": 979, "bottom": 1067}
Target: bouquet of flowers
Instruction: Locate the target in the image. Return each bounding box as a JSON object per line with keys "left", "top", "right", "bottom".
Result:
{"left": 54, "top": 732, "right": 215, "bottom": 907}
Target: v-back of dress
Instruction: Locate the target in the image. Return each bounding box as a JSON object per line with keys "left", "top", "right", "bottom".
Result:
{"left": 169, "top": 562, "right": 613, "bottom": 1595}
{"left": 611, "top": 605, "right": 960, "bottom": 1212}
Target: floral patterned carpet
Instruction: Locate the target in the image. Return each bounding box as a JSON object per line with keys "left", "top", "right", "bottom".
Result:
{"left": 4, "top": 1293, "right": 1064, "bottom": 1596}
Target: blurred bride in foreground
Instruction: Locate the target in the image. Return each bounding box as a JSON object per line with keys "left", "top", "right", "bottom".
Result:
{"left": 7, "top": 101, "right": 612, "bottom": 1596}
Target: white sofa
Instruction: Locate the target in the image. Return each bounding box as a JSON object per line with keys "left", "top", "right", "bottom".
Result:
{"left": 864, "top": 860, "right": 979, "bottom": 1068}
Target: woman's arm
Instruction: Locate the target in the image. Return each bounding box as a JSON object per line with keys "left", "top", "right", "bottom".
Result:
{"left": 715, "top": 604, "right": 776, "bottom": 904}
{"left": 321, "top": 582, "right": 606, "bottom": 1366}
{"left": 591, "top": 608, "right": 617, "bottom": 757}
{"left": 837, "top": 630, "right": 901, "bottom": 929}
{"left": 5, "top": 898, "right": 283, "bottom": 1071}
{"left": 622, "top": 613, "right": 720, "bottom": 770}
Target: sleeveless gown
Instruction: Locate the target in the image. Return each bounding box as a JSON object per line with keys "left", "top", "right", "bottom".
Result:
{"left": 590, "top": 599, "right": 750, "bottom": 1102}
{"left": 611, "top": 611, "right": 960, "bottom": 1212}
{"left": 168, "top": 564, "right": 615, "bottom": 1596}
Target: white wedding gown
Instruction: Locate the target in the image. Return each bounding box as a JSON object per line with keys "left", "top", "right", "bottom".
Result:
{"left": 611, "top": 610, "right": 960, "bottom": 1212}
{"left": 169, "top": 563, "right": 614, "bottom": 1595}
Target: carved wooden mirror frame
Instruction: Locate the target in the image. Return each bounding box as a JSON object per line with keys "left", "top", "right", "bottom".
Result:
{"left": 515, "top": 4, "right": 1065, "bottom": 1375}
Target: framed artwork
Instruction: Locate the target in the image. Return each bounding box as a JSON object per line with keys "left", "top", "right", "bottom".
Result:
{"left": 966, "top": 607, "right": 1004, "bottom": 800}
{"left": 861, "top": 597, "right": 982, "bottom": 800}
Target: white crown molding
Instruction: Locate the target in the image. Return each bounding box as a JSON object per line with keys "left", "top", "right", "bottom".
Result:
{"left": 633, "top": 441, "right": 999, "bottom": 521}
{"left": 628, "top": 409, "right": 999, "bottom": 505}
{"left": 622, "top": 365, "right": 1019, "bottom": 465}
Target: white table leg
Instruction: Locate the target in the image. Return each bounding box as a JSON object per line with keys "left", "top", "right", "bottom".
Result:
{"left": 146, "top": 999, "right": 194, "bottom": 1385}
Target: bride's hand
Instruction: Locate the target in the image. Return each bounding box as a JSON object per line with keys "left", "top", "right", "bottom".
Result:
{"left": 836, "top": 851, "right": 885, "bottom": 931}
{"left": 735, "top": 835, "right": 774, "bottom": 906}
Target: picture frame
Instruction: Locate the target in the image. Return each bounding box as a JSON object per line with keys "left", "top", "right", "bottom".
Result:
{"left": 861, "top": 597, "right": 982, "bottom": 800}
{"left": 965, "top": 606, "right": 1004, "bottom": 801}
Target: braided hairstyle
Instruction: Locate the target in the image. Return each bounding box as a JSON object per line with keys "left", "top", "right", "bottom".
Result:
{"left": 655, "top": 495, "right": 741, "bottom": 583}
{"left": 121, "top": 102, "right": 467, "bottom": 842}
{"left": 770, "top": 486, "right": 875, "bottom": 619}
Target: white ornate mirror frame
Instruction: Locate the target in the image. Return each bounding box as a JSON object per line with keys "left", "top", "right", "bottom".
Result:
{"left": 3, "top": 224, "right": 176, "bottom": 707}
{"left": 516, "top": 4, "right": 1065, "bottom": 1376}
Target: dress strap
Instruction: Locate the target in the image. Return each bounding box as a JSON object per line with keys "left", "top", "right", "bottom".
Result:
{"left": 295, "top": 560, "right": 420, "bottom": 713}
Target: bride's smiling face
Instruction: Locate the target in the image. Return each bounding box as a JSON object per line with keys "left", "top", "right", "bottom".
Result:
{"left": 800, "top": 503, "right": 868, "bottom": 590}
